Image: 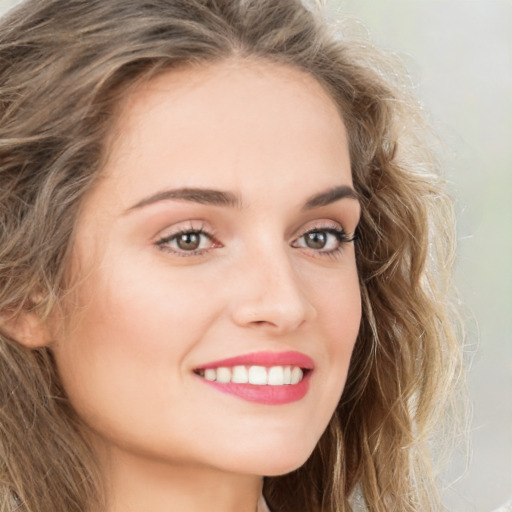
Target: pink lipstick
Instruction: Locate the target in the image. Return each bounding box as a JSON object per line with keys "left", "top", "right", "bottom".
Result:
{"left": 193, "top": 351, "right": 314, "bottom": 405}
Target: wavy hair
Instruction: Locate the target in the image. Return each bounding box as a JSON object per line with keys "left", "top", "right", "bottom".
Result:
{"left": 0, "top": 1, "right": 463, "bottom": 511}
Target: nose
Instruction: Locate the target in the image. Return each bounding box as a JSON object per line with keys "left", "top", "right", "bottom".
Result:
{"left": 229, "top": 247, "right": 317, "bottom": 334}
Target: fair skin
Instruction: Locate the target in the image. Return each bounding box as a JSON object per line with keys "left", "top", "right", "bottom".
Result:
{"left": 41, "top": 60, "right": 362, "bottom": 511}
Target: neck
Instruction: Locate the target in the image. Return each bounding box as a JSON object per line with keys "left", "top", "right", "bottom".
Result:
{"left": 95, "top": 446, "right": 263, "bottom": 512}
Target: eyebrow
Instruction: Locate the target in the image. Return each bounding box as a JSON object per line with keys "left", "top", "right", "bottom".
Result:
{"left": 125, "top": 184, "right": 359, "bottom": 213}
{"left": 301, "top": 185, "right": 359, "bottom": 210}
{"left": 126, "top": 188, "right": 241, "bottom": 212}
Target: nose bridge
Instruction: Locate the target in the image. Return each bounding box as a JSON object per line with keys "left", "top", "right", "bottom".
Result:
{"left": 230, "top": 237, "right": 316, "bottom": 332}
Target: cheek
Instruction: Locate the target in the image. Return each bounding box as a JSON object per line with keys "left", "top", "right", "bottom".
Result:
{"left": 313, "top": 261, "right": 361, "bottom": 350}
{"left": 53, "top": 250, "right": 228, "bottom": 401}
{"left": 50, "top": 279, "right": 220, "bottom": 462}
{"left": 310, "top": 261, "right": 361, "bottom": 397}
{"left": 325, "top": 285, "right": 361, "bottom": 359}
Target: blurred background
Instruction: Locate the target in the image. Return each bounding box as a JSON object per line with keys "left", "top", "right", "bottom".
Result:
{"left": 329, "top": 1, "right": 512, "bottom": 510}
{"left": 1, "top": 0, "right": 510, "bottom": 510}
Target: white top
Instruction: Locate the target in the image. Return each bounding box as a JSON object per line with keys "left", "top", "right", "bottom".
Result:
{"left": 257, "top": 495, "right": 271, "bottom": 512}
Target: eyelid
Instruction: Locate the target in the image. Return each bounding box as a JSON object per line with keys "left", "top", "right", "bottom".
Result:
{"left": 292, "top": 218, "right": 356, "bottom": 243}
{"left": 291, "top": 220, "right": 356, "bottom": 256}
{"left": 152, "top": 218, "right": 356, "bottom": 258}
{"left": 154, "top": 221, "right": 221, "bottom": 256}
{"left": 153, "top": 219, "right": 211, "bottom": 241}
{"left": 294, "top": 219, "right": 345, "bottom": 236}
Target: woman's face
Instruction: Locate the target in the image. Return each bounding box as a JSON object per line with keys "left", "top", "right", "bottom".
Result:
{"left": 51, "top": 60, "right": 361, "bottom": 477}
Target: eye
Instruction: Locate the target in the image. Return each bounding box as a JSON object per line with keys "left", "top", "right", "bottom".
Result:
{"left": 291, "top": 225, "right": 354, "bottom": 254}
{"left": 155, "top": 228, "right": 218, "bottom": 255}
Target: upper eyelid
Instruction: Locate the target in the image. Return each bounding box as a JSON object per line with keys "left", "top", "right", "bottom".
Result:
{"left": 155, "top": 229, "right": 218, "bottom": 257}
{"left": 292, "top": 226, "right": 351, "bottom": 245}
{"left": 155, "top": 219, "right": 349, "bottom": 239}
{"left": 154, "top": 220, "right": 213, "bottom": 240}
{"left": 153, "top": 217, "right": 355, "bottom": 248}
{"left": 155, "top": 229, "right": 348, "bottom": 259}
{"left": 156, "top": 228, "right": 215, "bottom": 247}
{"left": 292, "top": 220, "right": 347, "bottom": 238}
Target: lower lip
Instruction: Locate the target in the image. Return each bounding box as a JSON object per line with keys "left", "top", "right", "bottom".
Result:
{"left": 198, "top": 371, "right": 312, "bottom": 405}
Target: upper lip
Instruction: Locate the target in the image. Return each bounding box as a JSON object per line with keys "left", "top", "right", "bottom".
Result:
{"left": 195, "top": 350, "right": 315, "bottom": 370}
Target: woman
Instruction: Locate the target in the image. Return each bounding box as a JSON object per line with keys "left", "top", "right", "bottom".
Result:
{"left": 0, "top": 1, "right": 463, "bottom": 511}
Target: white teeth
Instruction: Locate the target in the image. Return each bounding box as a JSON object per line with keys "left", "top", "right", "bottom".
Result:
{"left": 204, "top": 368, "right": 217, "bottom": 381}
{"left": 231, "top": 365, "right": 249, "bottom": 383}
{"left": 198, "top": 365, "right": 306, "bottom": 386}
{"left": 248, "top": 365, "right": 268, "bottom": 385}
{"left": 268, "top": 366, "right": 285, "bottom": 385}
{"left": 216, "top": 367, "right": 231, "bottom": 383}
{"left": 290, "top": 367, "right": 303, "bottom": 385}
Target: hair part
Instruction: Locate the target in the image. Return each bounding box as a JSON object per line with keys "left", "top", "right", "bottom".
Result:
{"left": 0, "top": 1, "right": 464, "bottom": 511}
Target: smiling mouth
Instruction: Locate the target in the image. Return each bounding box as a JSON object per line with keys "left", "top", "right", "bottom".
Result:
{"left": 193, "top": 365, "right": 309, "bottom": 386}
{"left": 193, "top": 351, "right": 314, "bottom": 404}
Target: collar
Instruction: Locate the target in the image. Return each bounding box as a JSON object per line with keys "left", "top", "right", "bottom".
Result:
{"left": 257, "top": 495, "right": 271, "bottom": 512}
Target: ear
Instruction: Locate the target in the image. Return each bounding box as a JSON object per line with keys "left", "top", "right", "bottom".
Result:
{"left": 0, "top": 310, "right": 52, "bottom": 348}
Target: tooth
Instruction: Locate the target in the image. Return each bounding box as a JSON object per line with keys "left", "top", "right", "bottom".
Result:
{"left": 248, "top": 365, "right": 267, "bottom": 385}
{"left": 204, "top": 368, "right": 217, "bottom": 381}
{"left": 283, "top": 366, "right": 292, "bottom": 385}
{"left": 290, "top": 367, "right": 303, "bottom": 385}
{"left": 231, "top": 365, "right": 249, "bottom": 383}
{"left": 268, "top": 366, "right": 285, "bottom": 386}
{"left": 216, "top": 367, "right": 231, "bottom": 383}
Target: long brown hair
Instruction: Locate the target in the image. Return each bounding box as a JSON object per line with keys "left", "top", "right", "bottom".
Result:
{"left": 0, "top": 1, "right": 463, "bottom": 510}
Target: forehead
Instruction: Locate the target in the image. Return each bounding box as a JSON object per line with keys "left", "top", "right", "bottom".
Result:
{"left": 98, "top": 58, "right": 352, "bottom": 207}
{"left": 115, "top": 58, "right": 344, "bottom": 131}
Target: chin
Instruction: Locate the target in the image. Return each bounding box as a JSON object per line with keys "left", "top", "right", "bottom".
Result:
{"left": 225, "top": 437, "right": 319, "bottom": 477}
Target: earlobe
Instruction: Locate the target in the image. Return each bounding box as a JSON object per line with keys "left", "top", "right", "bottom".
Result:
{"left": 0, "top": 310, "right": 52, "bottom": 348}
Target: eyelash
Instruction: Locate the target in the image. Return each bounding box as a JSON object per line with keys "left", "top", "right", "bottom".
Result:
{"left": 155, "top": 223, "right": 356, "bottom": 258}
{"left": 291, "top": 224, "right": 356, "bottom": 259}
{"left": 155, "top": 223, "right": 218, "bottom": 257}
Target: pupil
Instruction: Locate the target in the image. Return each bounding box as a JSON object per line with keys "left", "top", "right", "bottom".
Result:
{"left": 306, "top": 231, "right": 327, "bottom": 249}
{"left": 178, "top": 232, "right": 200, "bottom": 250}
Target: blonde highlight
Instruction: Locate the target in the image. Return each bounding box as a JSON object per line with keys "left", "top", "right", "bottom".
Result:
{"left": 0, "top": 1, "right": 464, "bottom": 511}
